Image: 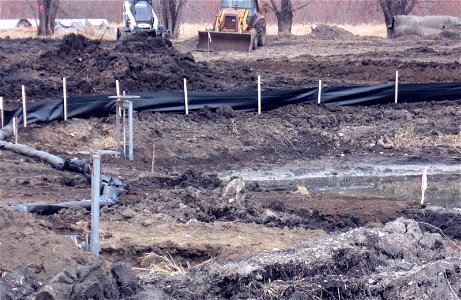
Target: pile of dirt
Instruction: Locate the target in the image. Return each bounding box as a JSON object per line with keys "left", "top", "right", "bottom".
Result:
{"left": 0, "top": 34, "right": 255, "bottom": 105}
{"left": 138, "top": 218, "right": 461, "bottom": 299}
{"left": 309, "top": 24, "right": 355, "bottom": 40}
{"left": 0, "top": 209, "right": 93, "bottom": 280}
{"left": 89, "top": 172, "right": 418, "bottom": 233}
{"left": 1, "top": 261, "right": 139, "bottom": 300}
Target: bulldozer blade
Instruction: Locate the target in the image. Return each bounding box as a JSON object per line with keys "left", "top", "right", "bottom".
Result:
{"left": 197, "top": 31, "right": 256, "bottom": 52}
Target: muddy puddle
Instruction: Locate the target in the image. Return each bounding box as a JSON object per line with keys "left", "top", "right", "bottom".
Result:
{"left": 221, "top": 162, "right": 461, "bottom": 208}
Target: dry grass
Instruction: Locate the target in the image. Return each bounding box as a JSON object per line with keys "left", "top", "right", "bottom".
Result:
{"left": 1, "top": 22, "right": 386, "bottom": 41}
{"left": 177, "top": 22, "right": 386, "bottom": 40}
{"left": 393, "top": 125, "right": 461, "bottom": 150}
{"left": 0, "top": 27, "right": 37, "bottom": 39}
{"left": 0, "top": 25, "right": 117, "bottom": 40}
{"left": 133, "top": 252, "right": 187, "bottom": 276}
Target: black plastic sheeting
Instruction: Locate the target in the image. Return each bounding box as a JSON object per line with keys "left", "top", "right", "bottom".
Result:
{"left": 3, "top": 82, "right": 461, "bottom": 128}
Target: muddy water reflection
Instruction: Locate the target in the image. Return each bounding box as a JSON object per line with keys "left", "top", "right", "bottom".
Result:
{"left": 221, "top": 164, "right": 461, "bottom": 208}
{"left": 281, "top": 173, "right": 460, "bottom": 208}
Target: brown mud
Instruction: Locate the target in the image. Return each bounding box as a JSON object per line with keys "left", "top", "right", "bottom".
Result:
{"left": 0, "top": 27, "right": 460, "bottom": 299}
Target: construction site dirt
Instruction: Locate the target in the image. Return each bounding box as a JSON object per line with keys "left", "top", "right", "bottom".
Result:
{"left": 0, "top": 26, "right": 461, "bottom": 300}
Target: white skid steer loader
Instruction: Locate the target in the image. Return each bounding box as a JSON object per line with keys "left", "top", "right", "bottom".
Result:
{"left": 117, "top": 0, "right": 170, "bottom": 40}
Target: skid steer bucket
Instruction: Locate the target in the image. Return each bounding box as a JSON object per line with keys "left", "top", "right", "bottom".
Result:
{"left": 197, "top": 31, "right": 256, "bottom": 52}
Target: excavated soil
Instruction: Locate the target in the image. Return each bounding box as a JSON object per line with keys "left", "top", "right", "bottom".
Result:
{"left": 1, "top": 26, "right": 461, "bottom": 299}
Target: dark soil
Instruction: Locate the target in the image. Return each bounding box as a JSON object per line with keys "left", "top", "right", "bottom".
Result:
{"left": 0, "top": 34, "right": 254, "bottom": 107}
{"left": 1, "top": 27, "right": 460, "bottom": 299}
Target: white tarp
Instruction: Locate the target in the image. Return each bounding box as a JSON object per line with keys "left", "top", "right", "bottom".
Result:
{"left": 392, "top": 15, "right": 461, "bottom": 37}
{"left": 0, "top": 18, "right": 108, "bottom": 31}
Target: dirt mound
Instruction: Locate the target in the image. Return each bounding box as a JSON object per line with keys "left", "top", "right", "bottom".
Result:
{"left": 440, "top": 30, "right": 461, "bottom": 40}
{"left": 309, "top": 24, "right": 354, "bottom": 40}
{"left": 0, "top": 209, "right": 94, "bottom": 280}
{"left": 404, "top": 46, "right": 437, "bottom": 54}
{"left": 140, "top": 218, "right": 461, "bottom": 299}
{"left": 1, "top": 261, "right": 139, "bottom": 300}
{"left": 114, "top": 33, "right": 174, "bottom": 52}
{"left": 0, "top": 34, "right": 254, "bottom": 104}
{"left": 57, "top": 33, "right": 99, "bottom": 56}
{"left": 138, "top": 170, "right": 221, "bottom": 190}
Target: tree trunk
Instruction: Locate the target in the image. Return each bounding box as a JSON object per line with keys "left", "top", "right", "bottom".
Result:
{"left": 37, "top": 0, "right": 59, "bottom": 36}
{"left": 37, "top": 0, "right": 47, "bottom": 36}
{"left": 379, "top": 0, "right": 394, "bottom": 38}
{"left": 278, "top": 0, "right": 293, "bottom": 34}
{"left": 160, "top": 0, "right": 186, "bottom": 39}
{"left": 172, "top": 0, "right": 186, "bottom": 38}
{"left": 270, "top": 0, "right": 293, "bottom": 34}
{"left": 47, "top": 0, "right": 59, "bottom": 35}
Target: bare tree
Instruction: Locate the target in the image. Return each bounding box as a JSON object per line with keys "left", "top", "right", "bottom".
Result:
{"left": 160, "top": 0, "right": 187, "bottom": 38}
{"left": 379, "top": 0, "right": 419, "bottom": 37}
{"left": 37, "top": 0, "right": 59, "bottom": 36}
{"left": 268, "top": 0, "right": 311, "bottom": 34}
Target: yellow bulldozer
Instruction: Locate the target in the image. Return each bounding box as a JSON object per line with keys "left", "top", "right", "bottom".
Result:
{"left": 197, "top": 0, "right": 267, "bottom": 52}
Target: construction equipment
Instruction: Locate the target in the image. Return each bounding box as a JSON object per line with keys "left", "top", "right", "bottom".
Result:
{"left": 198, "top": 0, "right": 267, "bottom": 52}
{"left": 117, "top": 0, "right": 169, "bottom": 40}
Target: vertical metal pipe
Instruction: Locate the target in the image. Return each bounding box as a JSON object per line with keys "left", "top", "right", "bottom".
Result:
{"left": 123, "top": 108, "right": 126, "bottom": 157}
{"left": 123, "top": 91, "right": 126, "bottom": 158}
{"left": 115, "top": 83, "right": 121, "bottom": 156}
{"left": 128, "top": 101, "right": 134, "bottom": 160}
{"left": 91, "top": 153, "right": 101, "bottom": 256}
{"left": 115, "top": 103, "right": 121, "bottom": 156}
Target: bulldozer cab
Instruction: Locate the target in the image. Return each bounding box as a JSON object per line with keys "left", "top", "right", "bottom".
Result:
{"left": 133, "top": 0, "right": 153, "bottom": 23}
{"left": 221, "top": 0, "right": 259, "bottom": 16}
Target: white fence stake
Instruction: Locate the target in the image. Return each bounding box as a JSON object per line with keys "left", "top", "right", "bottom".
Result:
{"left": 21, "top": 85, "right": 27, "bottom": 127}
{"left": 184, "top": 78, "right": 189, "bottom": 115}
{"left": 63, "top": 77, "right": 68, "bottom": 121}
{"left": 318, "top": 80, "right": 322, "bottom": 104}
{"left": 395, "top": 71, "right": 399, "bottom": 104}
{"left": 13, "top": 117, "right": 18, "bottom": 144}
{"left": 257, "top": 75, "right": 262, "bottom": 115}
{"left": 421, "top": 167, "right": 428, "bottom": 205}
{"left": 0, "top": 97, "right": 4, "bottom": 128}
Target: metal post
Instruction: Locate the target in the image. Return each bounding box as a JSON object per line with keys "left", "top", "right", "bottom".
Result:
{"left": 115, "top": 81, "right": 121, "bottom": 156}
{"left": 91, "top": 152, "right": 101, "bottom": 256}
{"left": 122, "top": 91, "right": 126, "bottom": 157}
{"left": 128, "top": 101, "right": 134, "bottom": 160}
{"left": 109, "top": 93, "right": 139, "bottom": 160}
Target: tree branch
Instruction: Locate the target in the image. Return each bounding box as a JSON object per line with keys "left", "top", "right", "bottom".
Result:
{"left": 404, "top": 0, "right": 419, "bottom": 15}
{"left": 292, "top": 0, "right": 312, "bottom": 12}
{"left": 269, "top": 0, "right": 280, "bottom": 17}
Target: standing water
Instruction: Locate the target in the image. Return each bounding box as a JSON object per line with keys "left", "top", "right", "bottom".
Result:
{"left": 220, "top": 163, "right": 461, "bottom": 208}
